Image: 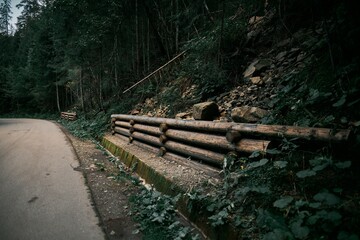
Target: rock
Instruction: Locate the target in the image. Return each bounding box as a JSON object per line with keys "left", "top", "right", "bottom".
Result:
{"left": 254, "top": 59, "right": 272, "bottom": 72}
{"left": 276, "top": 51, "right": 287, "bottom": 61}
{"left": 175, "top": 112, "right": 191, "bottom": 119}
{"left": 244, "top": 59, "right": 272, "bottom": 78}
{"left": 231, "top": 106, "right": 269, "bottom": 123}
{"left": 296, "top": 53, "right": 306, "bottom": 62}
{"left": 243, "top": 59, "right": 258, "bottom": 78}
{"left": 276, "top": 38, "right": 291, "bottom": 48}
{"left": 193, "top": 102, "right": 219, "bottom": 120}
{"left": 250, "top": 76, "right": 263, "bottom": 85}
{"left": 130, "top": 109, "right": 140, "bottom": 115}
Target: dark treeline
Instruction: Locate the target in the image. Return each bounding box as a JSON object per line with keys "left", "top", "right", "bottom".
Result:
{"left": 0, "top": 0, "right": 359, "bottom": 114}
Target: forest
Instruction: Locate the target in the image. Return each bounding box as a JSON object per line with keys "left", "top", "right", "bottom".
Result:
{"left": 0, "top": 0, "right": 358, "bottom": 118}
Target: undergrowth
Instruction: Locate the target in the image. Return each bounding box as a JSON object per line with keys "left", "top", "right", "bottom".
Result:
{"left": 185, "top": 140, "right": 360, "bottom": 239}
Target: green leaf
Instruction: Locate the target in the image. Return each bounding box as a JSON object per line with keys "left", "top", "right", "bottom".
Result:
{"left": 291, "top": 219, "right": 309, "bottom": 239}
{"left": 266, "top": 149, "right": 282, "bottom": 155}
{"left": 273, "top": 196, "right": 294, "bottom": 209}
{"left": 324, "top": 115, "right": 335, "bottom": 123}
{"left": 295, "top": 200, "right": 308, "bottom": 208}
{"left": 309, "top": 202, "right": 321, "bottom": 209}
{"left": 168, "top": 221, "right": 180, "bottom": 230}
{"left": 248, "top": 158, "right": 269, "bottom": 168}
{"left": 333, "top": 95, "right": 346, "bottom": 107}
{"left": 313, "top": 192, "right": 340, "bottom": 206}
{"left": 274, "top": 161, "right": 288, "bottom": 169}
{"left": 296, "top": 169, "right": 316, "bottom": 178}
{"left": 249, "top": 151, "right": 261, "bottom": 158}
{"left": 309, "top": 156, "right": 331, "bottom": 167}
{"left": 326, "top": 211, "right": 342, "bottom": 223}
{"left": 256, "top": 209, "right": 288, "bottom": 231}
{"left": 335, "top": 161, "right": 351, "bottom": 169}
{"left": 312, "top": 163, "right": 329, "bottom": 172}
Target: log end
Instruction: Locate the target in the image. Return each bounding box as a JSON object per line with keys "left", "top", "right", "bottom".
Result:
{"left": 159, "top": 135, "right": 168, "bottom": 143}
{"left": 160, "top": 123, "right": 168, "bottom": 133}
{"left": 158, "top": 147, "right": 167, "bottom": 157}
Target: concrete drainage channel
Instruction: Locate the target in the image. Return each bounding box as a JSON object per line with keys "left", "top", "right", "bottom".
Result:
{"left": 102, "top": 114, "right": 351, "bottom": 239}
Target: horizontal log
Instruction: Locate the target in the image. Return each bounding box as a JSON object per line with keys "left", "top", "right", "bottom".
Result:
{"left": 236, "top": 139, "right": 271, "bottom": 153}
{"left": 231, "top": 124, "right": 351, "bottom": 142}
{"left": 61, "top": 112, "right": 77, "bottom": 116}
{"left": 60, "top": 112, "right": 77, "bottom": 122}
{"left": 114, "top": 121, "right": 131, "bottom": 129}
{"left": 112, "top": 114, "right": 351, "bottom": 142}
{"left": 114, "top": 127, "right": 130, "bottom": 137}
{"left": 115, "top": 126, "right": 224, "bottom": 166}
{"left": 163, "top": 140, "right": 224, "bottom": 166}
{"left": 111, "top": 114, "right": 232, "bottom": 133}
{"left": 130, "top": 130, "right": 162, "bottom": 148}
{"left": 164, "top": 129, "right": 271, "bottom": 153}
{"left": 133, "top": 124, "right": 162, "bottom": 136}
{"left": 113, "top": 134, "right": 220, "bottom": 178}
{"left": 165, "top": 129, "right": 228, "bottom": 149}
{"left": 114, "top": 121, "right": 161, "bottom": 136}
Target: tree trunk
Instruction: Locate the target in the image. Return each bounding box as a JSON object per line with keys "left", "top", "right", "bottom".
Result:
{"left": 79, "top": 67, "right": 85, "bottom": 111}
{"left": 56, "top": 82, "right": 61, "bottom": 112}
{"left": 135, "top": 0, "right": 140, "bottom": 75}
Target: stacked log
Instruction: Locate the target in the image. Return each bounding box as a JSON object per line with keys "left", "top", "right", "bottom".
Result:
{"left": 110, "top": 114, "right": 351, "bottom": 168}
{"left": 61, "top": 112, "right": 77, "bottom": 121}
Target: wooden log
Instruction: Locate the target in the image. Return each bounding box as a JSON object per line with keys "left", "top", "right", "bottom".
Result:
{"left": 114, "top": 121, "right": 131, "bottom": 129}
{"left": 231, "top": 124, "right": 351, "bottom": 142}
{"left": 60, "top": 112, "right": 77, "bottom": 121}
{"left": 112, "top": 114, "right": 351, "bottom": 142}
{"left": 131, "top": 131, "right": 162, "bottom": 147}
{"left": 114, "top": 121, "right": 162, "bottom": 136}
{"left": 112, "top": 114, "right": 232, "bottom": 133}
{"left": 235, "top": 139, "right": 271, "bottom": 154}
{"left": 159, "top": 147, "right": 167, "bottom": 156}
{"left": 114, "top": 127, "right": 131, "bottom": 137}
{"left": 133, "top": 124, "right": 161, "bottom": 136}
{"left": 164, "top": 129, "right": 271, "bottom": 153}
{"left": 226, "top": 130, "right": 242, "bottom": 143}
{"left": 165, "top": 129, "right": 228, "bottom": 149}
{"left": 159, "top": 123, "right": 168, "bottom": 132}
{"left": 125, "top": 137, "right": 220, "bottom": 178}
{"left": 163, "top": 140, "right": 224, "bottom": 166}
{"left": 159, "top": 135, "right": 168, "bottom": 143}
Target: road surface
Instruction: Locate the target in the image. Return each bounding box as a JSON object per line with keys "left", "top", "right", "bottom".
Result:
{"left": 0, "top": 118, "right": 105, "bottom": 240}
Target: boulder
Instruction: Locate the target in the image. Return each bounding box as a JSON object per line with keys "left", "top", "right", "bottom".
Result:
{"left": 243, "top": 59, "right": 272, "bottom": 78}
{"left": 231, "top": 106, "right": 268, "bottom": 123}
{"left": 193, "top": 102, "right": 219, "bottom": 120}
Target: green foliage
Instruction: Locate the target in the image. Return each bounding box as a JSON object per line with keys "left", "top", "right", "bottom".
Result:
{"left": 130, "top": 189, "right": 199, "bottom": 240}
{"left": 60, "top": 112, "right": 108, "bottom": 139}
{"left": 184, "top": 139, "right": 359, "bottom": 239}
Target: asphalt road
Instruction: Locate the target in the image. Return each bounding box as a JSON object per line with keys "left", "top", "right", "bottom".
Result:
{"left": 0, "top": 118, "right": 105, "bottom": 240}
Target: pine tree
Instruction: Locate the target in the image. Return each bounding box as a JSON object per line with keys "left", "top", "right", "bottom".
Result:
{"left": 0, "top": 0, "right": 12, "bottom": 35}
